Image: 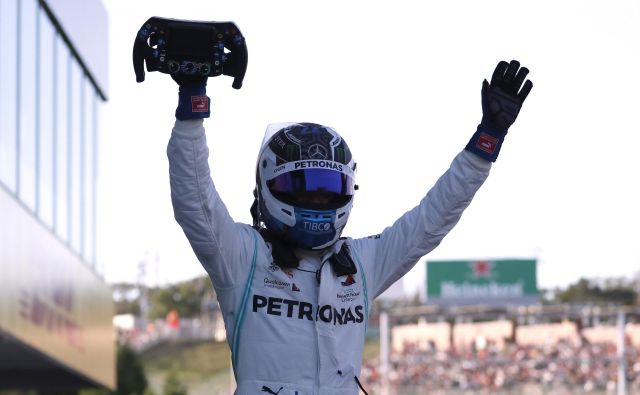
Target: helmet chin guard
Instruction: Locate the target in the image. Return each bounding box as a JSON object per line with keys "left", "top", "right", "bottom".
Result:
{"left": 255, "top": 123, "right": 356, "bottom": 250}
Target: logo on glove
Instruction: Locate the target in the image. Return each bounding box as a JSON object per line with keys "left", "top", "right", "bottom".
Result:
{"left": 475, "top": 132, "right": 498, "bottom": 154}
{"left": 191, "top": 96, "right": 209, "bottom": 112}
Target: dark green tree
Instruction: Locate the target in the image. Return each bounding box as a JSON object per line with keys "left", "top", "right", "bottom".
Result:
{"left": 148, "top": 277, "right": 214, "bottom": 319}
{"left": 115, "top": 345, "right": 148, "bottom": 395}
{"left": 78, "top": 346, "right": 149, "bottom": 395}
{"left": 162, "top": 371, "right": 188, "bottom": 395}
{"left": 555, "top": 277, "right": 637, "bottom": 305}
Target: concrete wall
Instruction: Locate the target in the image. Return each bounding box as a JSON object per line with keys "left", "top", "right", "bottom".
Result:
{"left": 391, "top": 319, "right": 640, "bottom": 352}
{"left": 0, "top": 189, "right": 115, "bottom": 388}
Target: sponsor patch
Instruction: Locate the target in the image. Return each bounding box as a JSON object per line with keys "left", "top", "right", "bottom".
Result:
{"left": 252, "top": 294, "right": 364, "bottom": 325}
{"left": 475, "top": 132, "right": 498, "bottom": 154}
{"left": 303, "top": 222, "right": 331, "bottom": 232}
{"left": 337, "top": 288, "right": 360, "bottom": 302}
{"left": 271, "top": 160, "right": 355, "bottom": 178}
{"left": 341, "top": 274, "right": 356, "bottom": 286}
{"left": 266, "top": 264, "right": 294, "bottom": 279}
{"left": 263, "top": 277, "right": 290, "bottom": 289}
{"left": 191, "top": 96, "right": 209, "bottom": 112}
{"left": 294, "top": 160, "right": 343, "bottom": 171}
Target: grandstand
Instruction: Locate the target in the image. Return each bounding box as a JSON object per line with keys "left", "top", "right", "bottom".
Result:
{"left": 366, "top": 258, "right": 640, "bottom": 395}
{"left": 367, "top": 304, "right": 640, "bottom": 394}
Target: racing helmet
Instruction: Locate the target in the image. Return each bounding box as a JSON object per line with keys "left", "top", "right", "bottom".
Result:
{"left": 255, "top": 122, "right": 356, "bottom": 250}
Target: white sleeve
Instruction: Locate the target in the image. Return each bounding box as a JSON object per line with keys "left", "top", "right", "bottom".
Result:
{"left": 167, "top": 119, "right": 255, "bottom": 289}
{"left": 352, "top": 150, "right": 492, "bottom": 298}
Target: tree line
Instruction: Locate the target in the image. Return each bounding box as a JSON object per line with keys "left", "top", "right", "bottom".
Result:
{"left": 112, "top": 274, "right": 640, "bottom": 321}
{"left": 112, "top": 276, "right": 216, "bottom": 319}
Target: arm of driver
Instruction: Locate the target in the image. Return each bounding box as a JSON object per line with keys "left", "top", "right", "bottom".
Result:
{"left": 167, "top": 119, "right": 254, "bottom": 289}
{"left": 353, "top": 150, "right": 491, "bottom": 298}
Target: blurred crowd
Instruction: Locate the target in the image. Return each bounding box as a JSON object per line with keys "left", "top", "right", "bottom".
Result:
{"left": 361, "top": 338, "right": 640, "bottom": 394}
{"left": 116, "top": 316, "right": 222, "bottom": 351}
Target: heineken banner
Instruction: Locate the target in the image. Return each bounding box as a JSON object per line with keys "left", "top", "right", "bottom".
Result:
{"left": 426, "top": 259, "right": 538, "bottom": 305}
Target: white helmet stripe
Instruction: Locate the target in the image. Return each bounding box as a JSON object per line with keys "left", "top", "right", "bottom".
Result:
{"left": 271, "top": 160, "right": 355, "bottom": 179}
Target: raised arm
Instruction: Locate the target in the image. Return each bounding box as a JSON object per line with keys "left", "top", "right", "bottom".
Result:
{"left": 353, "top": 60, "right": 533, "bottom": 297}
{"left": 167, "top": 78, "right": 255, "bottom": 289}
{"left": 353, "top": 150, "right": 490, "bottom": 297}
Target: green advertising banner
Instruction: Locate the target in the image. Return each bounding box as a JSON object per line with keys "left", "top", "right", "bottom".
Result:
{"left": 426, "top": 259, "right": 537, "bottom": 303}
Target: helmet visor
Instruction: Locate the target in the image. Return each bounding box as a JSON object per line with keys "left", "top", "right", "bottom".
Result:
{"left": 267, "top": 168, "right": 354, "bottom": 210}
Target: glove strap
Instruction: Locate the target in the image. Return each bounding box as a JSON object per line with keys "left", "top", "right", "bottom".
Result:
{"left": 175, "top": 84, "right": 210, "bottom": 120}
{"left": 465, "top": 123, "right": 507, "bottom": 162}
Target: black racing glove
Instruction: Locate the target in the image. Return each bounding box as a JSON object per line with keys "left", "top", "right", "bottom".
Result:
{"left": 173, "top": 75, "right": 210, "bottom": 121}
{"left": 465, "top": 60, "right": 533, "bottom": 162}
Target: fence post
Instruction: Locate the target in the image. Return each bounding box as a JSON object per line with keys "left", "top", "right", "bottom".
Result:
{"left": 380, "top": 311, "right": 389, "bottom": 395}
{"left": 617, "top": 310, "right": 626, "bottom": 395}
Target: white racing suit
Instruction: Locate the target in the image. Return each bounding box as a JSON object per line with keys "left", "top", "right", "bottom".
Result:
{"left": 168, "top": 119, "right": 492, "bottom": 395}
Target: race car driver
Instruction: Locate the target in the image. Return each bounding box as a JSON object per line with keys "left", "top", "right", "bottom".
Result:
{"left": 167, "top": 60, "right": 533, "bottom": 394}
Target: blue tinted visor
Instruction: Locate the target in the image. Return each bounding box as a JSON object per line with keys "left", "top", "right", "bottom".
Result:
{"left": 267, "top": 169, "right": 354, "bottom": 210}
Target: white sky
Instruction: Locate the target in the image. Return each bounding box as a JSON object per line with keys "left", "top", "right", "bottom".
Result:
{"left": 99, "top": 0, "right": 640, "bottom": 296}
